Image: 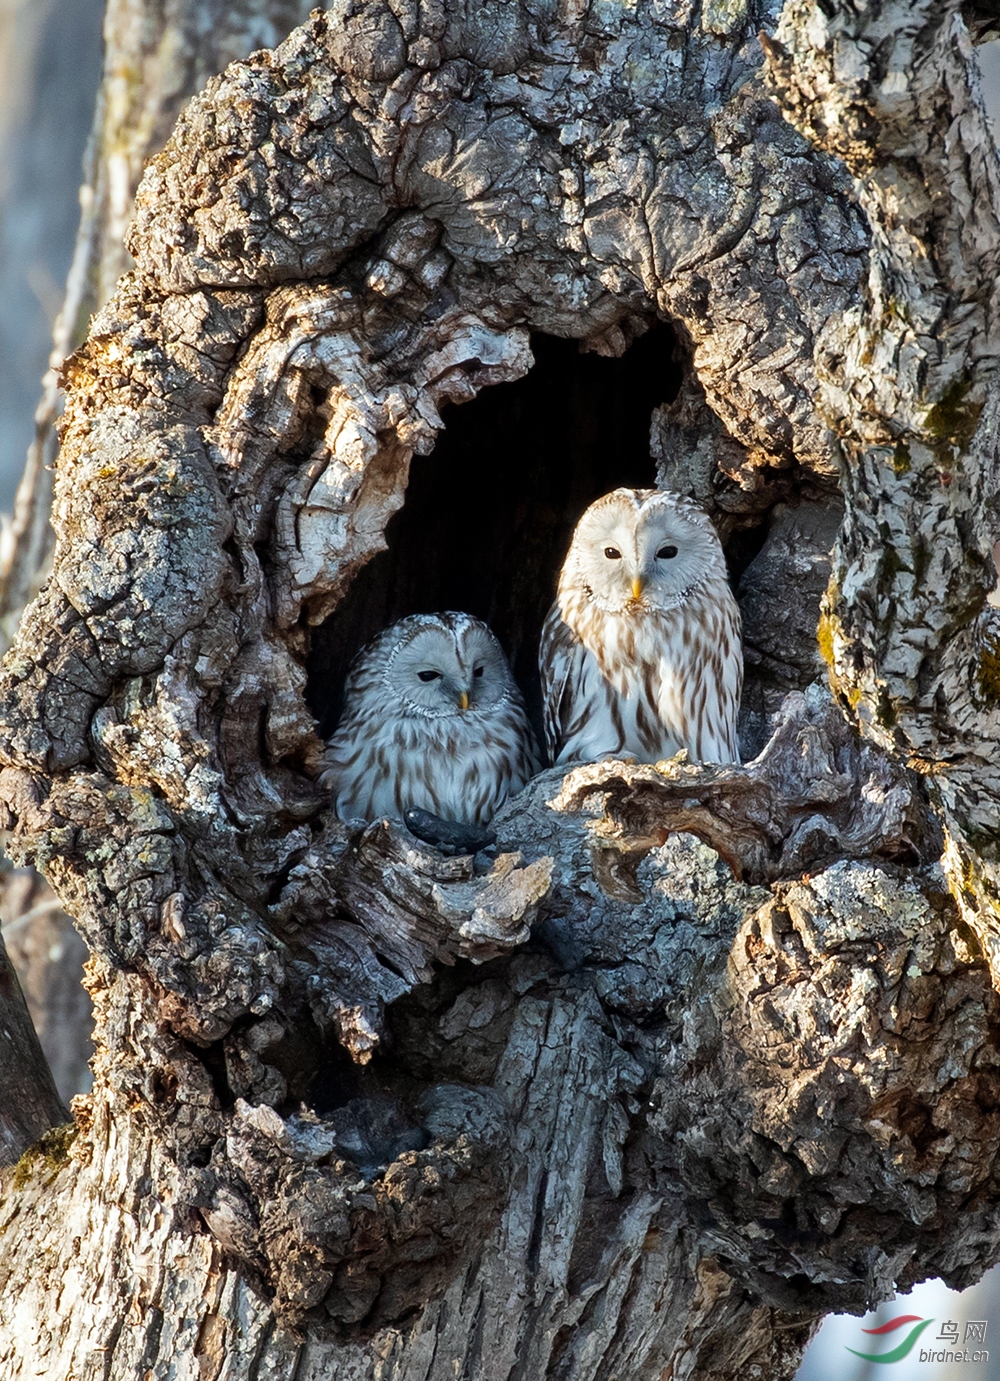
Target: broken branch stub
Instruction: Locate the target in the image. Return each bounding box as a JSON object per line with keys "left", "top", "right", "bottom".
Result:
{"left": 0, "top": 1, "right": 999, "bottom": 1374}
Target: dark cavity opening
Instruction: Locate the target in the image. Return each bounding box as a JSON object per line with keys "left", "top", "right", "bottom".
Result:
{"left": 307, "top": 326, "right": 683, "bottom": 742}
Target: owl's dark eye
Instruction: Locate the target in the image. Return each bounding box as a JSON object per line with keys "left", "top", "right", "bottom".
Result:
{"left": 417, "top": 670, "right": 442, "bottom": 682}
{"left": 657, "top": 545, "right": 678, "bottom": 560}
{"left": 604, "top": 547, "right": 622, "bottom": 559}
{"left": 473, "top": 666, "right": 484, "bottom": 678}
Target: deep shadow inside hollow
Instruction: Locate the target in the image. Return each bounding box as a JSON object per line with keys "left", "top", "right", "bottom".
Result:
{"left": 307, "top": 327, "right": 683, "bottom": 744}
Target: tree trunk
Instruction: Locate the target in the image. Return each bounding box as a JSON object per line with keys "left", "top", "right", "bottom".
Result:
{"left": 0, "top": 0, "right": 319, "bottom": 648}
{"left": 1, "top": 2, "right": 999, "bottom": 1378}
{"left": 0, "top": 0, "right": 322, "bottom": 1114}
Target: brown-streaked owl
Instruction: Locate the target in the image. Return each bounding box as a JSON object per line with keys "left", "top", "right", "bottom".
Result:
{"left": 540, "top": 488, "right": 742, "bottom": 766}
{"left": 321, "top": 612, "right": 541, "bottom": 826}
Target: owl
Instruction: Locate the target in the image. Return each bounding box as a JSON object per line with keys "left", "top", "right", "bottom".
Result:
{"left": 321, "top": 612, "right": 541, "bottom": 827}
{"left": 540, "top": 488, "right": 742, "bottom": 766}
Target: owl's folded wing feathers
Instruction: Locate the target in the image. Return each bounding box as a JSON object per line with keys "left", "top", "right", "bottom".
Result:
{"left": 539, "top": 604, "right": 586, "bottom": 765}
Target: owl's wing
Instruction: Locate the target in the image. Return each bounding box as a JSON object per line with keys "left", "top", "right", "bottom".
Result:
{"left": 539, "top": 604, "right": 583, "bottom": 764}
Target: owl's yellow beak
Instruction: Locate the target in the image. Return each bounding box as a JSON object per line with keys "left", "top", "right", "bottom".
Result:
{"left": 458, "top": 690, "right": 470, "bottom": 711}
{"left": 631, "top": 576, "right": 644, "bottom": 601}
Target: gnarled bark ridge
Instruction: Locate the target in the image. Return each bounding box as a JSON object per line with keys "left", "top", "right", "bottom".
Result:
{"left": 0, "top": 2, "right": 999, "bottom": 1379}
{"left": 0, "top": 0, "right": 322, "bottom": 1117}
{"left": 0, "top": 0, "right": 319, "bottom": 648}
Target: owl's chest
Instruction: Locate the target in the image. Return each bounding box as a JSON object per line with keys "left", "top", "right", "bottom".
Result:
{"left": 571, "top": 605, "right": 688, "bottom": 694}
{"left": 563, "top": 608, "right": 697, "bottom": 760}
{"left": 582, "top": 646, "right": 684, "bottom": 738}
{"left": 378, "top": 709, "right": 513, "bottom": 819}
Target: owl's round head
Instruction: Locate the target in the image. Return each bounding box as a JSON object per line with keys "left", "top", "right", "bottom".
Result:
{"left": 561, "top": 488, "right": 728, "bottom": 614}
{"left": 379, "top": 612, "right": 516, "bottom": 719}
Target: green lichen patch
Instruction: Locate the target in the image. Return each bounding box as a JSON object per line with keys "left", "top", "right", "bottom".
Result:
{"left": 977, "top": 629, "right": 1000, "bottom": 708}
{"left": 817, "top": 579, "right": 842, "bottom": 669}
{"left": 11, "top": 1122, "right": 77, "bottom": 1191}
{"left": 701, "top": 0, "right": 747, "bottom": 34}
{"left": 817, "top": 609, "right": 836, "bottom": 668}
{"left": 924, "top": 377, "right": 983, "bottom": 453}
{"left": 815, "top": 592, "right": 867, "bottom": 713}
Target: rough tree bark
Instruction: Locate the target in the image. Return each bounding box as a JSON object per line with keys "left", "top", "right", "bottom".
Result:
{"left": 0, "top": 0, "right": 318, "bottom": 648}
{"left": 0, "top": 2, "right": 999, "bottom": 1379}
{"left": 0, "top": 0, "right": 321, "bottom": 1111}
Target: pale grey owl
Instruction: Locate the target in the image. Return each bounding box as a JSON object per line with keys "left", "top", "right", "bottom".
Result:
{"left": 540, "top": 488, "right": 742, "bottom": 766}
{"left": 321, "top": 612, "right": 540, "bottom": 826}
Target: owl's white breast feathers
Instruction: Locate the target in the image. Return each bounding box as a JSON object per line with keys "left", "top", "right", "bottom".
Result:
{"left": 540, "top": 576, "right": 742, "bottom": 766}
{"left": 321, "top": 698, "right": 537, "bottom": 825}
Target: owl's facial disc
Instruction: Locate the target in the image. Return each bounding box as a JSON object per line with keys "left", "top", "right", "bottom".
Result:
{"left": 570, "top": 491, "right": 725, "bottom": 614}
{"left": 388, "top": 620, "right": 510, "bottom": 717}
